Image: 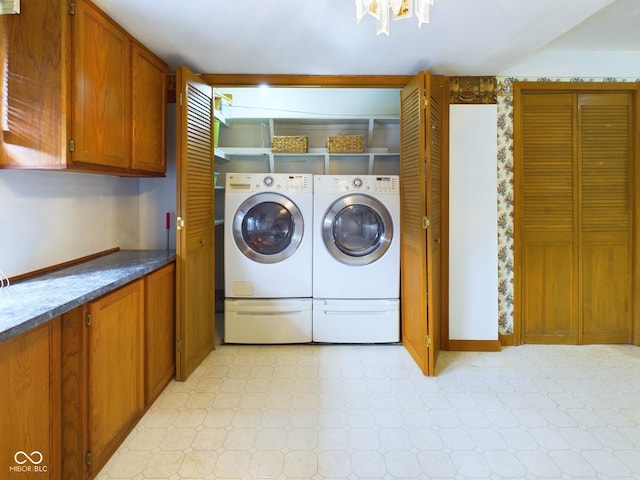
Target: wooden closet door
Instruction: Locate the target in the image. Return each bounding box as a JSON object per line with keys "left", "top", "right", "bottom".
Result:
{"left": 516, "top": 88, "right": 634, "bottom": 344}
{"left": 579, "top": 93, "right": 633, "bottom": 344}
{"left": 517, "top": 93, "right": 577, "bottom": 343}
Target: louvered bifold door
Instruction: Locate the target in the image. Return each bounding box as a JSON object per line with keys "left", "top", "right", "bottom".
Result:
{"left": 400, "top": 71, "right": 444, "bottom": 376}
{"left": 175, "top": 66, "right": 216, "bottom": 380}
{"left": 426, "top": 75, "right": 444, "bottom": 372}
{"left": 517, "top": 91, "right": 634, "bottom": 345}
{"left": 400, "top": 72, "right": 429, "bottom": 374}
{"left": 518, "top": 93, "right": 577, "bottom": 344}
{"left": 579, "top": 93, "right": 633, "bottom": 344}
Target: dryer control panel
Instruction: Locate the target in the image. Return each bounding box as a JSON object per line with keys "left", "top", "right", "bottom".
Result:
{"left": 315, "top": 175, "right": 399, "bottom": 194}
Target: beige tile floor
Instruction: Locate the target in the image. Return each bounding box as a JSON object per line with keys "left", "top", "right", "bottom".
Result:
{"left": 96, "top": 337, "right": 640, "bottom": 480}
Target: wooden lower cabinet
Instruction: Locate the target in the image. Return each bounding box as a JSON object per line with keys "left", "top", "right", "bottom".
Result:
{"left": 87, "top": 280, "right": 144, "bottom": 477}
{"left": 0, "top": 319, "right": 61, "bottom": 480}
{"left": 144, "top": 263, "right": 176, "bottom": 405}
{"left": 62, "top": 264, "right": 175, "bottom": 480}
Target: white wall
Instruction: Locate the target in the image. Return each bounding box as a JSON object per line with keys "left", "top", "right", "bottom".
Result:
{"left": 0, "top": 170, "right": 140, "bottom": 277}
{"left": 499, "top": 51, "right": 640, "bottom": 78}
{"left": 449, "top": 104, "right": 498, "bottom": 340}
{"left": 0, "top": 108, "right": 177, "bottom": 278}
{"left": 219, "top": 87, "right": 400, "bottom": 119}
{"left": 138, "top": 104, "right": 177, "bottom": 251}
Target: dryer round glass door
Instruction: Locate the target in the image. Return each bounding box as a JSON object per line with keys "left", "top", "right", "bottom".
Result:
{"left": 233, "top": 193, "right": 304, "bottom": 264}
{"left": 322, "top": 193, "right": 393, "bottom": 266}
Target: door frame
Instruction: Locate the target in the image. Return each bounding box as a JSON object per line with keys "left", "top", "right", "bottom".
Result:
{"left": 200, "top": 73, "right": 450, "bottom": 368}
{"left": 513, "top": 81, "right": 640, "bottom": 346}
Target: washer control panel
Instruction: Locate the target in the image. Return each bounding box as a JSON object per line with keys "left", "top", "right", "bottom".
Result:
{"left": 226, "top": 173, "right": 312, "bottom": 193}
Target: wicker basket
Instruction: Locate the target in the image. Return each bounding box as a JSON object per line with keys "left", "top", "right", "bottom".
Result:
{"left": 271, "top": 136, "right": 308, "bottom": 153}
{"left": 327, "top": 135, "right": 364, "bottom": 153}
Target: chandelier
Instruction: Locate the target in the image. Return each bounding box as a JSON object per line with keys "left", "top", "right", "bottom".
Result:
{"left": 355, "top": 0, "right": 434, "bottom": 35}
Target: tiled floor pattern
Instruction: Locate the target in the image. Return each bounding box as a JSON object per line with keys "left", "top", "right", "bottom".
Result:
{"left": 96, "top": 343, "right": 640, "bottom": 480}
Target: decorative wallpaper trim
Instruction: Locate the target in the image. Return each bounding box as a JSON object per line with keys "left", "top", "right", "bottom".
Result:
{"left": 494, "top": 76, "right": 640, "bottom": 336}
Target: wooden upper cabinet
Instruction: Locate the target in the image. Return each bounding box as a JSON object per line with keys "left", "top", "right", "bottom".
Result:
{"left": 71, "top": 0, "right": 132, "bottom": 170}
{"left": 131, "top": 43, "right": 168, "bottom": 173}
{"left": 0, "top": 0, "right": 168, "bottom": 176}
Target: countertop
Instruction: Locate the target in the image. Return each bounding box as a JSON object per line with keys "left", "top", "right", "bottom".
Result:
{"left": 0, "top": 250, "right": 176, "bottom": 343}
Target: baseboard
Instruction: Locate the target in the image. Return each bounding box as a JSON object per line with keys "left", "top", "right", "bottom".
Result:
{"left": 447, "top": 339, "right": 502, "bottom": 352}
{"left": 499, "top": 333, "right": 515, "bottom": 346}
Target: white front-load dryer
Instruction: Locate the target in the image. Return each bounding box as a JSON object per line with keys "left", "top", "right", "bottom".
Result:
{"left": 313, "top": 175, "right": 400, "bottom": 343}
{"left": 224, "top": 173, "right": 313, "bottom": 343}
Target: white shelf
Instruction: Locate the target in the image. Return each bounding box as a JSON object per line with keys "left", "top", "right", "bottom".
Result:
{"left": 216, "top": 112, "right": 399, "bottom": 175}
{"left": 217, "top": 147, "right": 398, "bottom": 157}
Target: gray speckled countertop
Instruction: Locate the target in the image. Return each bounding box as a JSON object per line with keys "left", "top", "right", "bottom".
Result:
{"left": 0, "top": 250, "right": 176, "bottom": 343}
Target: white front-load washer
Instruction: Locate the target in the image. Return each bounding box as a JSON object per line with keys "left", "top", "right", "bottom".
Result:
{"left": 313, "top": 175, "right": 400, "bottom": 343}
{"left": 224, "top": 172, "right": 313, "bottom": 343}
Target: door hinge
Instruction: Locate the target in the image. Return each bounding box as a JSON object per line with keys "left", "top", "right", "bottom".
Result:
{"left": 422, "top": 217, "right": 430, "bottom": 229}
{"left": 179, "top": 92, "right": 183, "bottom": 106}
{"left": 424, "top": 97, "right": 429, "bottom": 108}
{"left": 69, "top": 2, "right": 75, "bottom": 14}
{"left": 176, "top": 216, "right": 185, "bottom": 231}
{"left": 425, "top": 335, "right": 432, "bottom": 348}
{"left": 85, "top": 451, "right": 91, "bottom": 466}
{"left": 69, "top": 139, "right": 75, "bottom": 152}
{"left": 176, "top": 339, "right": 182, "bottom": 352}
{"left": 86, "top": 312, "right": 92, "bottom": 327}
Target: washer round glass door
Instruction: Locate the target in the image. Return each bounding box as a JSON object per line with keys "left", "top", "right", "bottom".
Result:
{"left": 233, "top": 193, "right": 304, "bottom": 264}
{"left": 322, "top": 193, "right": 393, "bottom": 266}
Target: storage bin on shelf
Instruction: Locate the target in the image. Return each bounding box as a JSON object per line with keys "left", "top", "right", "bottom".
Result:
{"left": 271, "top": 136, "right": 308, "bottom": 153}
{"left": 327, "top": 135, "right": 364, "bottom": 153}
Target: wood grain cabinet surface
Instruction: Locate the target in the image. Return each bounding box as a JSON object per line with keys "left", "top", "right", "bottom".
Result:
{"left": 86, "top": 280, "right": 144, "bottom": 477}
{"left": 144, "top": 263, "right": 176, "bottom": 405}
{"left": 0, "top": 0, "right": 167, "bottom": 176}
{"left": 0, "top": 319, "right": 61, "bottom": 480}
{"left": 61, "top": 264, "right": 176, "bottom": 480}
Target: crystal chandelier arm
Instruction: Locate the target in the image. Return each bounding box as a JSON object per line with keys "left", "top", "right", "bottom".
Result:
{"left": 356, "top": 0, "right": 434, "bottom": 34}
{"left": 415, "top": 0, "right": 432, "bottom": 27}
{"left": 377, "top": 0, "right": 391, "bottom": 35}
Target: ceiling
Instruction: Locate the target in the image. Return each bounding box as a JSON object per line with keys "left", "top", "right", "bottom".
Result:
{"left": 93, "top": 0, "right": 640, "bottom": 77}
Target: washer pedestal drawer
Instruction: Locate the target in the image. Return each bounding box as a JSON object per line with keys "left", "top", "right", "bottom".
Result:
{"left": 225, "top": 298, "right": 312, "bottom": 344}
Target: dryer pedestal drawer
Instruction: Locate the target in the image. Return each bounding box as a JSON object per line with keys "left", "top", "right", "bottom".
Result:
{"left": 312, "top": 299, "right": 400, "bottom": 343}
{"left": 225, "top": 298, "right": 312, "bottom": 344}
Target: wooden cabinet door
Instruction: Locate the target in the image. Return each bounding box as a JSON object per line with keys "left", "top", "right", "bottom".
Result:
{"left": 0, "top": 320, "right": 61, "bottom": 480}
{"left": 175, "top": 66, "right": 216, "bottom": 380}
{"left": 144, "top": 263, "right": 176, "bottom": 405}
{"left": 131, "top": 43, "right": 167, "bottom": 173}
{"left": 87, "top": 280, "right": 144, "bottom": 477}
{"left": 71, "top": 0, "right": 131, "bottom": 170}
{"left": 0, "top": 0, "right": 69, "bottom": 169}
{"left": 400, "top": 71, "right": 445, "bottom": 376}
